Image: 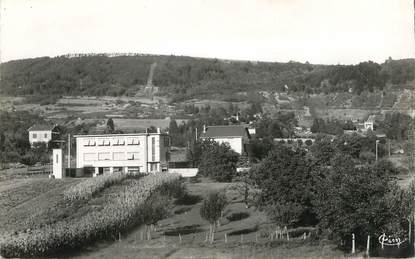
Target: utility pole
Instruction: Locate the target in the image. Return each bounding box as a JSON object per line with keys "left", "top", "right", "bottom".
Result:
{"left": 67, "top": 134, "right": 71, "bottom": 168}
{"left": 195, "top": 127, "right": 198, "bottom": 141}
{"left": 388, "top": 139, "right": 391, "bottom": 157}
{"left": 375, "top": 140, "right": 379, "bottom": 161}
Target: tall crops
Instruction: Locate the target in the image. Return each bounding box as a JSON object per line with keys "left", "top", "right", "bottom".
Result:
{"left": 63, "top": 173, "right": 128, "bottom": 201}
{"left": 0, "top": 173, "right": 180, "bottom": 257}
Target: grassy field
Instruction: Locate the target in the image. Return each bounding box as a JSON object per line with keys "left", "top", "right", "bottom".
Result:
{"left": 0, "top": 177, "right": 82, "bottom": 232}
{"left": 69, "top": 177, "right": 348, "bottom": 259}
{"left": 0, "top": 174, "right": 350, "bottom": 258}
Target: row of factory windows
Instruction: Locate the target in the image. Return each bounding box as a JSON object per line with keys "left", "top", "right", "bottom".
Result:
{"left": 84, "top": 152, "right": 142, "bottom": 161}
{"left": 83, "top": 138, "right": 140, "bottom": 147}
{"left": 82, "top": 137, "right": 169, "bottom": 147}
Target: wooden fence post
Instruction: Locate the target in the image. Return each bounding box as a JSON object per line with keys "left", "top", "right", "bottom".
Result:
{"left": 225, "top": 233, "right": 228, "bottom": 243}
{"left": 179, "top": 233, "right": 182, "bottom": 244}
{"left": 352, "top": 233, "right": 355, "bottom": 254}
{"left": 255, "top": 232, "right": 258, "bottom": 242}
{"left": 241, "top": 234, "right": 243, "bottom": 243}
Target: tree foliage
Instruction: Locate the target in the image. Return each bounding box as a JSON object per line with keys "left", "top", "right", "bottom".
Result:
{"left": 1, "top": 55, "right": 413, "bottom": 101}
{"left": 249, "top": 145, "right": 316, "bottom": 226}
{"left": 197, "top": 139, "right": 239, "bottom": 182}
{"left": 200, "top": 191, "right": 227, "bottom": 243}
{"left": 312, "top": 154, "right": 411, "bottom": 247}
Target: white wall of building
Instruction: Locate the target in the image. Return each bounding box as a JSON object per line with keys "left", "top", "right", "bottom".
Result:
{"left": 212, "top": 137, "right": 244, "bottom": 154}
{"left": 75, "top": 133, "right": 169, "bottom": 175}
{"left": 29, "top": 130, "right": 53, "bottom": 145}
{"left": 52, "top": 149, "right": 64, "bottom": 179}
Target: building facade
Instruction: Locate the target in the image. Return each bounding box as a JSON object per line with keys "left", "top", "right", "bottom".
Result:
{"left": 28, "top": 124, "right": 59, "bottom": 147}
{"left": 75, "top": 131, "right": 170, "bottom": 176}
{"left": 200, "top": 125, "right": 251, "bottom": 155}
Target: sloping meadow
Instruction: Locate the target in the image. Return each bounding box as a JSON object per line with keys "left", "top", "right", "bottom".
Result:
{"left": 0, "top": 173, "right": 181, "bottom": 257}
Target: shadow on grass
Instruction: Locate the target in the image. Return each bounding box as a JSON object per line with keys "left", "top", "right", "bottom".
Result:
{"left": 226, "top": 212, "right": 250, "bottom": 222}
{"left": 174, "top": 206, "right": 192, "bottom": 215}
{"left": 164, "top": 224, "right": 204, "bottom": 236}
{"left": 175, "top": 193, "right": 202, "bottom": 206}
{"left": 228, "top": 225, "right": 258, "bottom": 236}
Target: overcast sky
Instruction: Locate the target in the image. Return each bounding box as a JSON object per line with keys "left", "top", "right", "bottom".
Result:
{"left": 1, "top": 0, "right": 414, "bottom": 64}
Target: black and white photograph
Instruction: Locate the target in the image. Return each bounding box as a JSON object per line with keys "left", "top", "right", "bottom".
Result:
{"left": 0, "top": 0, "right": 414, "bottom": 258}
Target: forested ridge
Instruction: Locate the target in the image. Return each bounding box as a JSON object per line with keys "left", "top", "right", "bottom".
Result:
{"left": 0, "top": 54, "right": 414, "bottom": 102}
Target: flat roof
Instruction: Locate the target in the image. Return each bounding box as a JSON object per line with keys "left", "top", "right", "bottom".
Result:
{"left": 74, "top": 132, "right": 168, "bottom": 138}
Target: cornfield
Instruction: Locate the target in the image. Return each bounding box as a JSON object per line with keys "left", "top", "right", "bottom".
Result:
{"left": 0, "top": 173, "right": 180, "bottom": 257}
{"left": 63, "top": 173, "right": 130, "bottom": 201}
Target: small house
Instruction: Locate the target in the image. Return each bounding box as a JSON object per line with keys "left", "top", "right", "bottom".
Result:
{"left": 200, "top": 125, "right": 251, "bottom": 155}
{"left": 28, "top": 124, "right": 59, "bottom": 147}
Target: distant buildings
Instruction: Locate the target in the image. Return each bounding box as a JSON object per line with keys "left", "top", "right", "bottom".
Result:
{"left": 363, "top": 115, "right": 375, "bottom": 131}
{"left": 74, "top": 129, "right": 170, "bottom": 176}
{"left": 200, "top": 125, "right": 251, "bottom": 154}
{"left": 28, "top": 124, "right": 59, "bottom": 147}
{"left": 354, "top": 114, "right": 383, "bottom": 133}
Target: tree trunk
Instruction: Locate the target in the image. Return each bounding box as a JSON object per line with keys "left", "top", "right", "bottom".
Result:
{"left": 211, "top": 225, "right": 215, "bottom": 244}
{"left": 146, "top": 225, "right": 152, "bottom": 240}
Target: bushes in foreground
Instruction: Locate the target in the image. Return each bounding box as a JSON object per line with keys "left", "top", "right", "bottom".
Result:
{"left": 0, "top": 173, "right": 181, "bottom": 257}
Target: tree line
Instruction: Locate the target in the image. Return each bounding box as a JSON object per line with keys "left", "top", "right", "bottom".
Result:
{"left": 1, "top": 55, "right": 413, "bottom": 102}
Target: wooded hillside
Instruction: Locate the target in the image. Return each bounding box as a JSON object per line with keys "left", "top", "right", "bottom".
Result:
{"left": 1, "top": 54, "right": 414, "bottom": 102}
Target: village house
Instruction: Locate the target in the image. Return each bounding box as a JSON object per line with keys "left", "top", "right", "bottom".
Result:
{"left": 353, "top": 114, "right": 384, "bottom": 133}
{"left": 200, "top": 125, "right": 251, "bottom": 155}
{"left": 74, "top": 129, "right": 170, "bottom": 177}
{"left": 28, "top": 124, "right": 59, "bottom": 147}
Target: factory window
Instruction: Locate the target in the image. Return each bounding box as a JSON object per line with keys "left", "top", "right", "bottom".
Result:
{"left": 98, "top": 139, "right": 110, "bottom": 146}
{"left": 127, "top": 152, "right": 140, "bottom": 160}
{"left": 83, "top": 139, "right": 96, "bottom": 147}
{"left": 113, "top": 152, "right": 125, "bottom": 160}
{"left": 127, "top": 138, "right": 140, "bottom": 145}
{"left": 98, "top": 152, "right": 111, "bottom": 160}
{"left": 152, "top": 137, "right": 155, "bottom": 161}
{"left": 84, "top": 153, "right": 97, "bottom": 161}
{"left": 113, "top": 138, "right": 125, "bottom": 146}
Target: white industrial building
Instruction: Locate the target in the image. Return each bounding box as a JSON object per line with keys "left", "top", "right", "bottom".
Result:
{"left": 74, "top": 130, "right": 170, "bottom": 176}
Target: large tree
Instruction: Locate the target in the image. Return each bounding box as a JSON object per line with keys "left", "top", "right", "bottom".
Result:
{"left": 198, "top": 139, "right": 239, "bottom": 182}
{"left": 312, "top": 154, "right": 410, "bottom": 248}
{"left": 249, "top": 145, "right": 316, "bottom": 227}
{"left": 200, "top": 191, "right": 227, "bottom": 243}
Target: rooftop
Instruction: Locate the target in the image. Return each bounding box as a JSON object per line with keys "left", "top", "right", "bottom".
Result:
{"left": 74, "top": 132, "right": 167, "bottom": 138}
{"left": 200, "top": 125, "right": 250, "bottom": 138}
{"left": 28, "top": 124, "right": 57, "bottom": 132}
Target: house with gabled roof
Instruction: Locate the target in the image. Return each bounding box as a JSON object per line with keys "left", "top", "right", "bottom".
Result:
{"left": 28, "top": 123, "right": 59, "bottom": 147}
{"left": 200, "top": 125, "right": 251, "bottom": 155}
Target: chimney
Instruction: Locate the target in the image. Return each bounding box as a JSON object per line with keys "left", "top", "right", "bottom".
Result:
{"left": 203, "top": 125, "right": 206, "bottom": 133}
{"left": 157, "top": 127, "right": 161, "bottom": 134}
